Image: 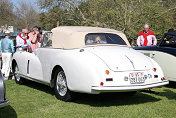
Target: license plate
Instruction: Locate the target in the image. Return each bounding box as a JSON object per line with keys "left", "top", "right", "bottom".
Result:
{"left": 129, "top": 73, "right": 145, "bottom": 84}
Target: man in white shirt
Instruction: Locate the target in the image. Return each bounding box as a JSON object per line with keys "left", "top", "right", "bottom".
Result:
{"left": 16, "top": 29, "right": 31, "bottom": 51}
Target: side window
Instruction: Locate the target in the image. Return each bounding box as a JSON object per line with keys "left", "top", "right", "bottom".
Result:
{"left": 41, "top": 32, "right": 53, "bottom": 48}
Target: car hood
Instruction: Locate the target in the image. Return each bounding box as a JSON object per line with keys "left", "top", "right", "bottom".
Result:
{"left": 87, "top": 46, "right": 154, "bottom": 71}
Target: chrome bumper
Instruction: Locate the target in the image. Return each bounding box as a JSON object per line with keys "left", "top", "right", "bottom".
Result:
{"left": 91, "top": 81, "right": 169, "bottom": 93}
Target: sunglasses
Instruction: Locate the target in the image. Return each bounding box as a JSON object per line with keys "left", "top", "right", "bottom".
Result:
{"left": 24, "top": 33, "right": 28, "bottom": 35}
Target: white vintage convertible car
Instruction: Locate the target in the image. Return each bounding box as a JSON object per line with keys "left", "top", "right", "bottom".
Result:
{"left": 12, "top": 26, "right": 168, "bottom": 101}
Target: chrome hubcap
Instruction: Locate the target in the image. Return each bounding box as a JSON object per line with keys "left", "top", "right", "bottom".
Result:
{"left": 14, "top": 66, "right": 20, "bottom": 81}
{"left": 56, "top": 71, "right": 67, "bottom": 96}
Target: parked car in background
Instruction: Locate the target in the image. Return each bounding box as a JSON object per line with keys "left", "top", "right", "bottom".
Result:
{"left": 12, "top": 26, "right": 168, "bottom": 101}
{"left": 0, "top": 71, "right": 9, "bottom": 108}
{"left": 135, "top": 30, "right": 176, "bottom": 82}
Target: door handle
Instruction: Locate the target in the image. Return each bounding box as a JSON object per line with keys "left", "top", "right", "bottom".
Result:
{"left": 27, "top": 60, "right": 29, "bottom": 74}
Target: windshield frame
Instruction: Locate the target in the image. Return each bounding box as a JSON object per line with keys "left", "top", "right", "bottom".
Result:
{"left": 159, "top": 33, "right": 176, "bottom": 48}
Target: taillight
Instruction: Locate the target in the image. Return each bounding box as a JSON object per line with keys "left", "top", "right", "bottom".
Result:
{"left": 153, "top": 68, "right": 157, "bottom": 72}
{"left": 161, "top": 77, "right": 166, "bottom": 81}
{"left": 105, "top": 70, "right": 110, "bottom": 75}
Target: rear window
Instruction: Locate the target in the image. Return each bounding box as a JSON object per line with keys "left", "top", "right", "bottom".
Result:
{"left": 85, "top": 33, "right": 127, "bottom": 45}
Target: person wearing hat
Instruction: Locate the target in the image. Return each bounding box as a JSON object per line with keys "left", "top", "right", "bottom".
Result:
{"left": 0, "top": 33, "right": 14, "bottom": 78}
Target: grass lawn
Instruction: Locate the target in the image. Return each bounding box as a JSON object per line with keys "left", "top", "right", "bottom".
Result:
{"left": 0, "top": 80, "right": 176, "bottom": 118}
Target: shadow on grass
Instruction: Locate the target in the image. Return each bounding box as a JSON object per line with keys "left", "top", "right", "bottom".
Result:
{"left": 21, "top": 80, "right": 161, "bottom": 107}
{"left": 73, "top": 92, "right": 161, "bottom": 107}
{"left": 156, "top": 81, "right": 176, "bottom": 100}
{"left": 157, "top": 89, "right": 176, "bottom": 100}
{"left": 23, "top": 80, "right": 55, "bottom": 96}
{"left": 166, "top": 81, "right": 176, "bottom": 89}
{"left": 0, "top": 105, "right": 17, "bottom": 118}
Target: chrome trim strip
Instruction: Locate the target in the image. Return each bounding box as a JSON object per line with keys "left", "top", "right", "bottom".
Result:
{"left": 125, "top": 55, "right": 135, "bottom": 69}
{"left": 19, "top": 74, "right": 50, "bottom": 86}
{"left": 91, "top": 81, "right": 169, "bottom": 92}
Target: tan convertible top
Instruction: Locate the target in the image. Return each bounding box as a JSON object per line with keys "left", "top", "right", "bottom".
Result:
{"left": 51, "top": 26, "right": 131, "bottom": 49}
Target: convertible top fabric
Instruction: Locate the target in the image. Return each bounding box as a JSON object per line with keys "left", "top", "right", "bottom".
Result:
{"left": 51, "top": 26, "right": 131, "bottom": 49}
{"left": 165, "top": 31, "right": 176, "bottom": 36}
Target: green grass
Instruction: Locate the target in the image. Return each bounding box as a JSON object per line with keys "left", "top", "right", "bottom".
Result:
{"left": 0, "top": 80, "right": 176, "bottom": 118}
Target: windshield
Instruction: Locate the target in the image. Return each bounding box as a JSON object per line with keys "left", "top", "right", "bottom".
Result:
{"left": 160, "top": 34, "right": 176, "bottom": 48}
{"left": 85, "top": 33, "right": 127, "bottom": 45}
{"left": 41, "top": 32, "right": 52, "bottom": 48}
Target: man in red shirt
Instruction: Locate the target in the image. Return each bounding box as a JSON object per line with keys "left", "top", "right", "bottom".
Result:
{"left": 137, "top": 24, "right": 157, "bottom": 47}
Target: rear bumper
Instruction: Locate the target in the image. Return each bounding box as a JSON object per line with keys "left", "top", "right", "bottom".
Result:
{"left": 91, "top": 81, "right": 169, "bottom": 93}
{"left": 0, "top": 99, "right": 9, "bottom": 108}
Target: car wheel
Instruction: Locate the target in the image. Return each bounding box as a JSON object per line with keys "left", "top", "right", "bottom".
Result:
{"left": 13, "top": 64, "right": 24, "bottom": 85}
{"left": 54, "top": 69, "right": 74, "bottom": 102}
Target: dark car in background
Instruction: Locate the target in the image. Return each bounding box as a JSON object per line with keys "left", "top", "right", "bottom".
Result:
{"left": 134, "top": 31, "right": 176, "bottom": 82}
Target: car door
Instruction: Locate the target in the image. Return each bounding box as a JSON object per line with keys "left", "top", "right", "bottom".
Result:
{"left": 14, "top": 51, "right": 29, "bottom": 76}
{"left": 28, "top": 31, "right": 52, "bottom": 82}
{"left": 27, "top": 50, "right": 43, "bottom": 81}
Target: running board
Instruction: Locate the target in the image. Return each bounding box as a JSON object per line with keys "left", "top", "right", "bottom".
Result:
{"left": 18, "top": 74, "right": 50, "bottom": 86}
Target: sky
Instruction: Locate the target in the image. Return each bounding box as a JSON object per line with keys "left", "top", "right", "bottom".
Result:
{"left": 11, "top": 0, "right": 40, "bottom": 11}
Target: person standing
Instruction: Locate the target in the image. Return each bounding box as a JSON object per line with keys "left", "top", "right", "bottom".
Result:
{"left": 137, "top": 24, "right": 157, "bottom": 47}
{"left": 0, "top": 33, "right": 14, "bottom": 78}
{"left": 28, "top": 26, "right": 43, "bottom": 52}
{"left": 16, "top": 29, "right": 31, "bottom": 51}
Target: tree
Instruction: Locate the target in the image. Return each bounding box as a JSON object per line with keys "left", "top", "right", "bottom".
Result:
{"left": 38, "top": 0, "right": 176, "bottom": 45}
{"left": 38, "top": 0, "right": 87, "bottom": 30}
{"left": 13, "top": 1, "right": 40, "bottom": 30}
{"left": 79, "top": 0, "right": 175, "bottom": 44}
{"left": 39, "top": 6, "right": 71, "bottom": 30}
{"left": 0, "top": 0, "right": 14, "bottom": 26}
